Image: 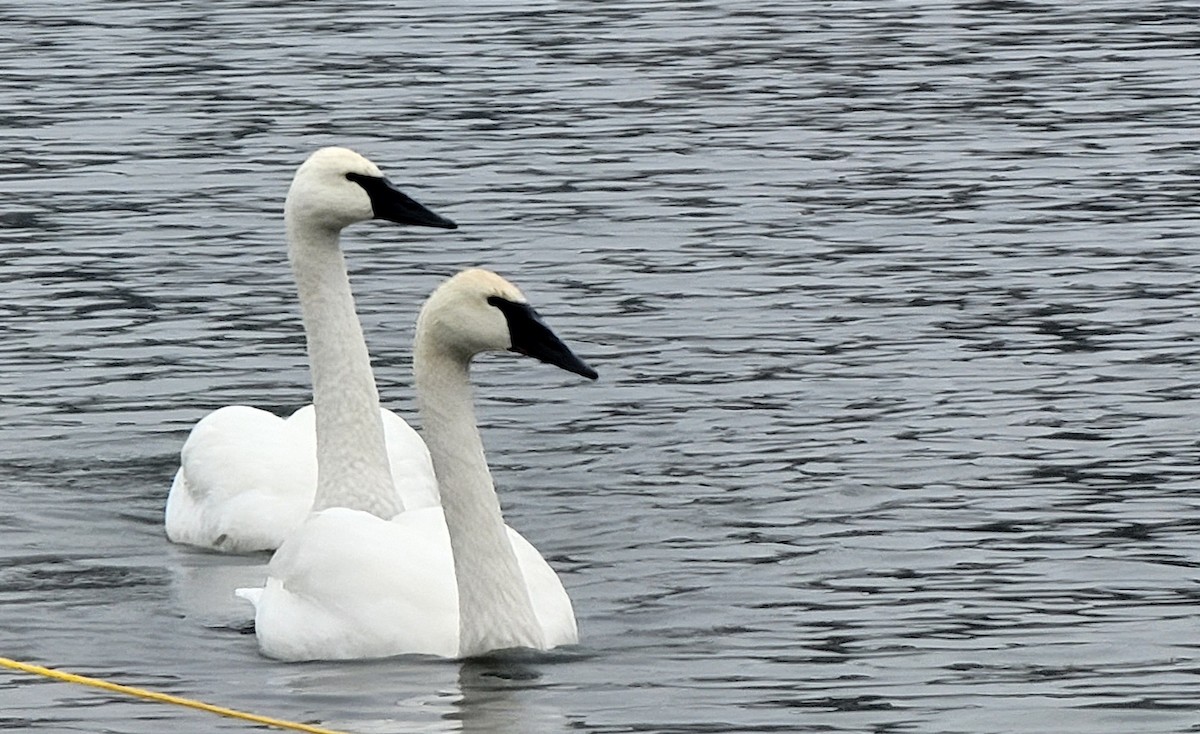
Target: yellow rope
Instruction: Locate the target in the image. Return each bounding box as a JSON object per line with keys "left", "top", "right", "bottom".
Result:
{"left": 0, "top": 656, "right": 351, "bottom": 734}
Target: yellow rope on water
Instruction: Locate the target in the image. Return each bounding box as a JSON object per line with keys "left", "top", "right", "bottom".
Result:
{"left": 0, "top": 656, "right": 351, "bottom": 734}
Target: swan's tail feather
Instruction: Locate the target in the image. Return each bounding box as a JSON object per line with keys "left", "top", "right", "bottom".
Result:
{"left": 234, "top": 587, "right": 263, "bottom": 609}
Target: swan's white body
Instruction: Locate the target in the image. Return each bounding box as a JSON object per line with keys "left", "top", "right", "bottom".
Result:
{"left": 165, "top": 147, "right": 453, "bottom": 553}
{"left": 238, "top": 506, "right": 575, "bottom": 659}
{"left": 165, "top": 405, "right": 438, "bottom": 553}
{"left": 239, "top": 269, "right": 595, "bottom": 660}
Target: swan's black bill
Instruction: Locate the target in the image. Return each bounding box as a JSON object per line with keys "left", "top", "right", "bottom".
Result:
{"left": 488, "top": 296, "right": 598, "bottom": 380}
{"left": 347, "top": 172, "right": 457, "bottom": 229}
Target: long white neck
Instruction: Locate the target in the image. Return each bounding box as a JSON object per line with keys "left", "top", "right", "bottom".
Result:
{"left": 414, "top": 338, "right": 544, "bottom": 657}
{"left": 287, "top": 215, "right": 401, "bottom": 519}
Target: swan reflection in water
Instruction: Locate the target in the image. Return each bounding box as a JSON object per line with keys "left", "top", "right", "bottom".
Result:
{"left": 452, "top": 654, "right": 568, "bottom": 734}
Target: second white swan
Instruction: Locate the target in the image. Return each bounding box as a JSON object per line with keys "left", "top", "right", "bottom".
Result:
{"left": 237, "top": 268, "right": 598, "bottom": 660}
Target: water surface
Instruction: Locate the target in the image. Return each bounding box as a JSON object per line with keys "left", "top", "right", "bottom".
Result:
{"left": 1, "top": 1, "right": 1199, "bottom": 732}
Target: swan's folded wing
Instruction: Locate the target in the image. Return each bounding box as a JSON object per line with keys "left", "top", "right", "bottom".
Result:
{"left": 506, "top": 526, "right": 578, "bottom": 649}
{"left": 167, "top": 405, "right": 318, "bottom": 552}
{"left": 250, "top": 507, "right": 459, "bottom": 660}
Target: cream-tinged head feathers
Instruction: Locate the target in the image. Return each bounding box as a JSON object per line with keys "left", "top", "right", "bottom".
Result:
{"left": 285, "top": 147, "right": 383, "bottom": 231}
{"left": 285, "top": 147, "right": 457, "bottom": 234}
{"left": 417, "top": 269, "right": 527, "bottom": 358}
{"left": 416, "top": 269, "right": 597, "bottom": 380}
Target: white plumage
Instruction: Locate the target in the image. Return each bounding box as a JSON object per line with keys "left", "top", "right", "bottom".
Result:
{"left": 239, "top": 269, "right": 596, "bottom": 660}
{"left": 165, "top": 147, "right": 454, "bottom": 552}
{"left": 166, "top": 405, "right": 438, "bottom": 553}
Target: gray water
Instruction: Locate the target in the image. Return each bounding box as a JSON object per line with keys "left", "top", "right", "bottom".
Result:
{"left": 1, "top": 1, "right": 1199, "bottom": 732}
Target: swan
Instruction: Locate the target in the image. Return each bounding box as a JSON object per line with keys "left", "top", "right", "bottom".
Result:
{"left": 165, "top": 147, "right": 455, "bottom": 553}
{"left": 237, "top": 268, "right": 598, "bottom": 660}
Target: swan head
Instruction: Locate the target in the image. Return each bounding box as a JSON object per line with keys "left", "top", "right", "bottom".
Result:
{"left": 285, "top": 147, "right": 457, "bottom": 232}
{"left": 418, "top": 269, "right": 598, "bottom": 380}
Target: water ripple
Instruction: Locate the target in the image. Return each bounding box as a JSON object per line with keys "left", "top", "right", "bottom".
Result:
{"left": 1, "top": 1, "right": 1199, "bottom": 732}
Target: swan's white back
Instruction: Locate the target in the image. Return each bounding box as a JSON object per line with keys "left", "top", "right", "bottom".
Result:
{"left": 166, "top": 405, "right": 439, "bottom": 553}
{"left": 166, "top": 406, "right": 316, "bottom": 552}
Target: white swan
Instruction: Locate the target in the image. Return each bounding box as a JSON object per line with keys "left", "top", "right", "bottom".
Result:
{"left": 165, "top": 147, "right": 455, "bottom": 553}
{"left": 237, "top": 268, "right": 598, "bottom": 660}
